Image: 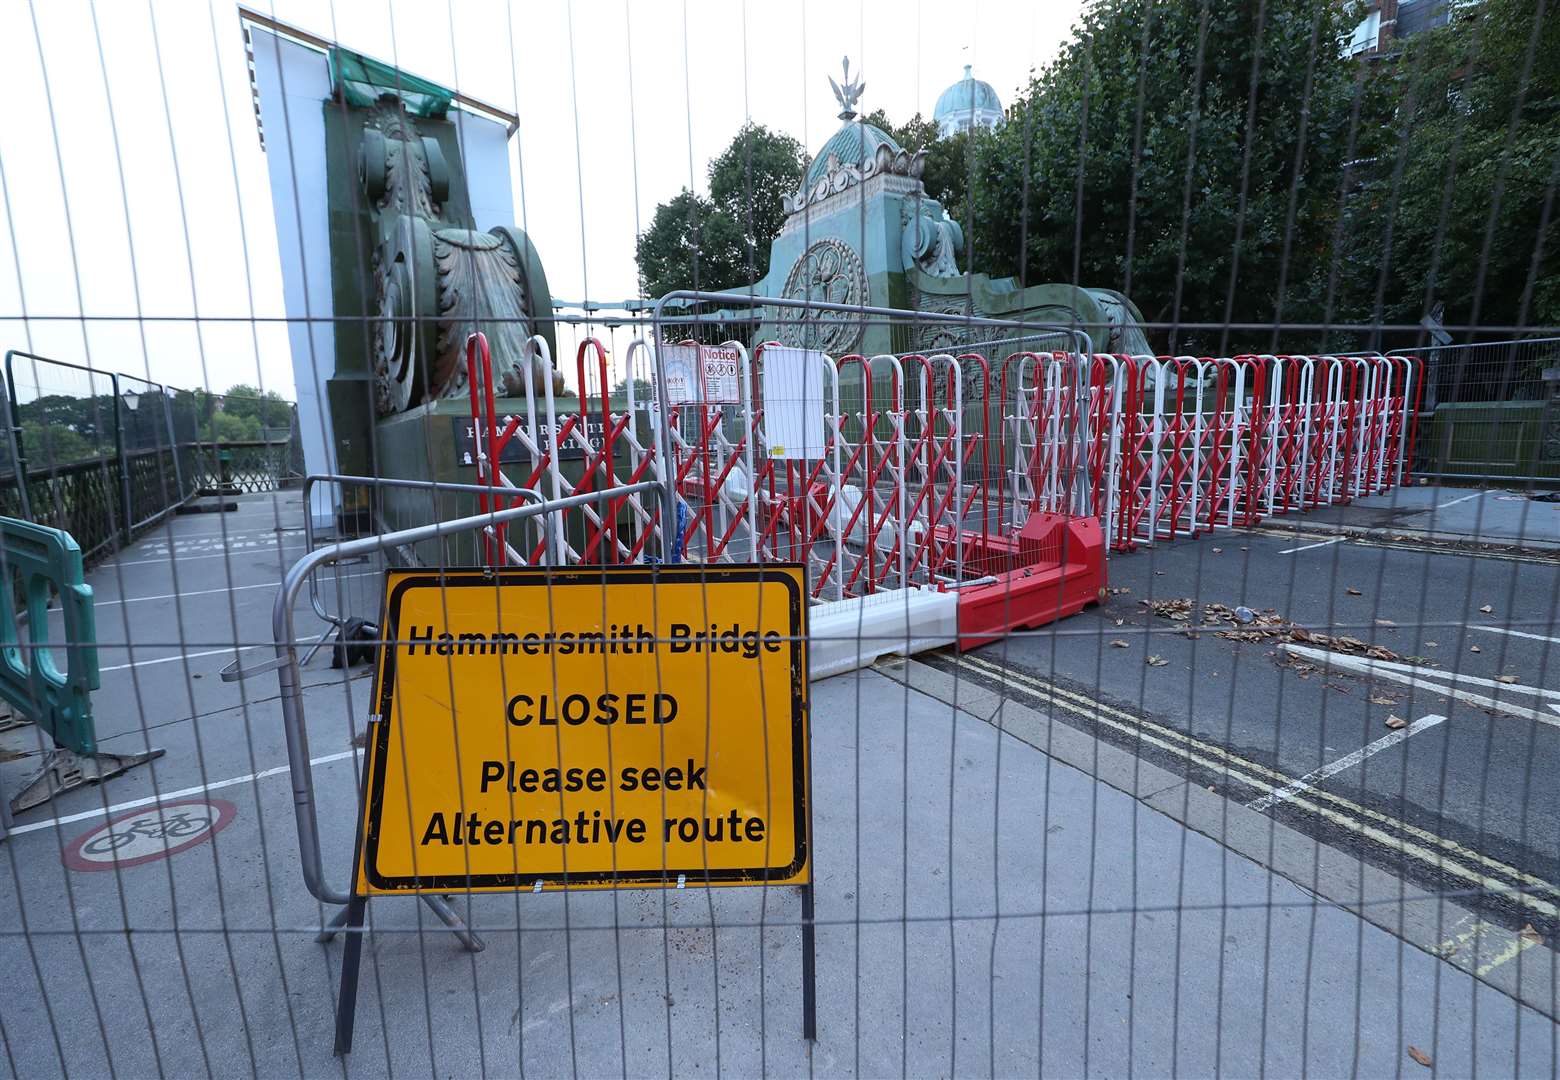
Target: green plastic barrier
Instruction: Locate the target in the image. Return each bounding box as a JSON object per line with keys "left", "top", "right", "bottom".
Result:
{"left": 0, "top": 517, "right": 99, "bottom": 754}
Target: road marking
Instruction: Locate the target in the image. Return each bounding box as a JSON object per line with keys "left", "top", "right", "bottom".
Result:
{"left": 1470, "top": 625, "right": 1560, "bottom": 646}
{"left": 84, "top": 570, "right": 377, "bottom": 609}
{"left": 1246, "top": 715, "right": 1445, "bottom": 813}
{"left": 1435, "top": 913, "right": 1545, "bottom": 977}
{"left": 1249, "top": 527, "right": 1556, "bottom": 566}
{"left": 62, "top": 798, "right": 237, "bottom": 872}
{"left": 951, "top": 652, "right": 1560, "bottom": 917}
{"left": 93, "top": 580, "right": 284, "bottom": 607}
{"left": 1435, "top": 491, "right": 1485, "bottom": 510}
{"left": 1278, "top": 536, "right": 1346, "bottom": 554}
{"left": 1280, "top": 644, "right": 1560, "bottom": 726}
{"left": 153, "top": 527, "right": 304, "bottom": 542}
{"left": 103, "top": 544, "right": 307, "bottom": 569}
{"left": 98, "top": 645, "right": 262, "bottom": 673}
{"left": 7, "top": 748, "right": 362, "bottom": 837}
{"left": 1291, "top": 649, "right": 1560, "bottom": 701}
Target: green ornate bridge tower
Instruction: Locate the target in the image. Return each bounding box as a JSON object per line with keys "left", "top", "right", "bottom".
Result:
{"left": 753, "top": 59, "right": 1148, "bottom": 357}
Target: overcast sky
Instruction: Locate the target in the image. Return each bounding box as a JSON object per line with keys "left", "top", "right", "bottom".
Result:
{"left": 0, "top": 0, "right": 1086, "bottom": 401}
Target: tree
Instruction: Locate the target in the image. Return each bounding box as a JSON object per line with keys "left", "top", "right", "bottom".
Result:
{"left": 20, "top": 421, "right": 96, "bottom": 467}
{"left": 707, "top": 123, "right": 808, "bottom": 284}
{"left": 636, "top": 124, "right": 807, "bottom": 299}
{"left": 208, "top": 411, "right": 261, "bottom": 443}
{"left": 962, "top": 0, "right": 1367, "bottom": 350}
{"left": 1337, "top": 0, "right": 1560, "bottom": 340}
{"left": 17, "top": 393, "right": 113, "bottom": 445}
{"left": 861, "top": 110, "right": 970, "bottom": 212}
{"left": 635, "top": 190, "right": 742, "bottom": 301}
{"left": 220, "top": 384, "right": 294, "bottom": 429}
{"left": 612, "top": 377, "right": 654, "bottom": 402}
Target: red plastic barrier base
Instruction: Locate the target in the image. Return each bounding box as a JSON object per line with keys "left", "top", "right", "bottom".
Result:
{"left": 955, "top": 513, "right": 1107, "bottom": 650}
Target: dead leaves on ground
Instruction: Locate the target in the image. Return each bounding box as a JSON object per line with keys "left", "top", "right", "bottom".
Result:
{"left": 1407, "top": 1045, "right": 1433, "bottom": 1068}
{"left": 1138, "top": 597, "right": 1404, "bottom": 661}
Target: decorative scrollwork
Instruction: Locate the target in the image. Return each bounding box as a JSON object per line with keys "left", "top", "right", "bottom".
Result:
{"left": 431, "top": 228, "right": 529, "bottom": 400}
{"left": 774, "top": 239, "right": 868, "bottom": 354}
{"left": 371, "top": 249, "right": 415, "bottom": 415}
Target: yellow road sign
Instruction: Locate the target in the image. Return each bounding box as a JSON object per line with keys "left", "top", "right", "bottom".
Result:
{"left": 355, "top": 565, "right": 810, "bottom": 894}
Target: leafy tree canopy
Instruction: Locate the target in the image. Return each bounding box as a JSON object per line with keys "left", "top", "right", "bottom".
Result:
{"left": 635, "top": 0, "right": 1556, "bottom": 349}
{"left": 636, "top": 123, "right": 807, "bottom": 300}
{"left": 861, "top": 109, "right": 971, "bottom": 213}
{"left": 220, "top": 384, "right": 295, "bottom": 429}
{"left": 961, "top": 0, "right": 1366, "bottom": 350}
{"left": 1337, "top": 0, "right": 1560, "bottom": 337}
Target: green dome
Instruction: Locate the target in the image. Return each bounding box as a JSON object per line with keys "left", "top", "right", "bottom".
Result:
{"left": 804, "top": 119, "right": 905, "bottom": 189}
{"left": 933, "top": 67, "right": 1002, "bottom": 124}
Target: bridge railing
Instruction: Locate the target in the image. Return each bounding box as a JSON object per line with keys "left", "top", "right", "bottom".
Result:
{"left": 1, "top": 350, "right": 304, "bottom": 563}
{"left": 1389, "top": 337, "right": 1560, "bottom": 485}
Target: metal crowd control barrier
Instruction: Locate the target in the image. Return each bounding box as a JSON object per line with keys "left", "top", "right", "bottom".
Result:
{"left": 1386, "top": 339, "right": 1557, "bottom": 483}
{"left": 3, "top": 349, "right": 306, "bottom": 562}
{"left": 252, "top": 483, "right": 660, "bottom": 925}
{"left": 460, "top": 325, "right": 1110, "bottom": 663}
{"left": 1018, "top": 353, "right": 1424, "bottom": 552}
{"left": 458, "top": 333, "right": 1423, "bottom": 578}
{"left": 0, "top": 516, "right": 162, "bottom": 813}
{"left": 283, "top": 474, "right": 549, "bottom": 670}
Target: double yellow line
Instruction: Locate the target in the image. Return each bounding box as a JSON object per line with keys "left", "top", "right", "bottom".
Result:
{"left": 949, "top": 651, "right": 1560, "bottom": 920}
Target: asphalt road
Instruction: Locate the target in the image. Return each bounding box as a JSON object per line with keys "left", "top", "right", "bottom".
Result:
{"left": 939, "top": 507, "right": 1560, "bottom": 935}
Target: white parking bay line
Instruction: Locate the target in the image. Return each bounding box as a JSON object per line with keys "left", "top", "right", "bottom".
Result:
{"left": 93, "top": 580, "right": 283, "bottom": 607}
{"left": 7, "top": 748, "right": 363, "bottom": 837}
{"left": 1279, "top": 536, "right": 1346, "bottom": 554}
{"left": 90, "top": 569, "right": 378, "bottom": 608}
{"left": 1471, "top": 625, "right": 1560, "bottom": 646}
{"left": 1280, "top": 643, "right": 1560, "bottom": 726}
{"left": 1248, "top": 715, "right": 1445, "bottom": 814}
{"left": 1435, "top": 491, "right": 1485, "bottom": 510}
{"left": 106, "top": 546, "right": 305, "bottom": 569}
{"left": 98, "top": 645, "right": 262, "bottom": 673}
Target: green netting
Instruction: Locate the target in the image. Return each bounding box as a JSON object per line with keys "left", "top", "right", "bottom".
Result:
{"left": 329, "top": 47, "right": 452, "bottom": 118}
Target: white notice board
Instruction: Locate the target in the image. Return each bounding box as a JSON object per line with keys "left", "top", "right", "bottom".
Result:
{"left": 760, "top": 347, "right": 826, "bottom": 460}
{"left": 658, "top": 344, "right": 742, "bottom": 405}
{"left": 659, "top": 344, "right": 697, "bottom": 404}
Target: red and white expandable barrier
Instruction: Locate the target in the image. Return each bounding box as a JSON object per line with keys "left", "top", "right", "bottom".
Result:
{"left": 1017, "top": 353, "right": 1422, "bottom": 552}
{"left": 461, "top": 335, "right": 1419, "bottom": 674}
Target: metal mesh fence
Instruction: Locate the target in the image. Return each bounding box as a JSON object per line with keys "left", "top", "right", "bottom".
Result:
{"left": 1, "top": 351, "right": 305, "bottom": 561}
{"left": 0, "top": 1, "right": 1557, "bottom": 1077}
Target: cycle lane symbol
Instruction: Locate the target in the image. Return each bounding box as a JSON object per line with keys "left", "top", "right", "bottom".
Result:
{"left": 62, "top": 798, "right": 237, "bottom": 872}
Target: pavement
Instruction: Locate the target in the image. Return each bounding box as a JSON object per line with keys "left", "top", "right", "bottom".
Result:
{"left": 0, "top": 487, "right": 1555, "bottom": 1076}
{"left": 1257, "top": 480, "right": 1560, "bottom": 551}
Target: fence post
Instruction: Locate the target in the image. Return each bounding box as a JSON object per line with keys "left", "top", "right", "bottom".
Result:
{"left": 2, "top": 352, "right": 31, "bottom": 521}
{"left": 111, "top": 374, "right": 133, "bottom": 546}
{"left": 163, "top": 388, "right": 185, "bottom": 501}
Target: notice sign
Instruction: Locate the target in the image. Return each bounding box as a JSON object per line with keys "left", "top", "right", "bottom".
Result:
{"left": 759, "top": 346, "right": 826, "bottom": 459}
{"left": 660, "top": 343, "right": 743, "bottom": 405}
{"left": 356, "top": 565, "right": 810, "bottom": 894}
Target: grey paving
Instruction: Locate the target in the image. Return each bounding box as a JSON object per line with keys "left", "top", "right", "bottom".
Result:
{"left": 1270, "top": 482, "right": 1559, "bottom": 549}
{"left": 959, "top": 497, "right": 1560, "bottom": 921}
{"left": 0, "top": 494, "right": 1555, "bottom": 1076}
